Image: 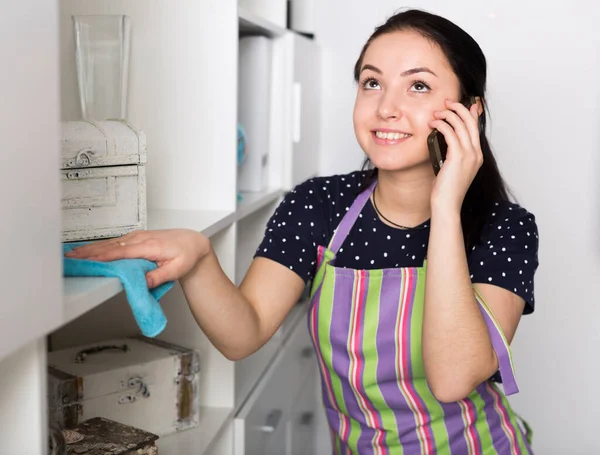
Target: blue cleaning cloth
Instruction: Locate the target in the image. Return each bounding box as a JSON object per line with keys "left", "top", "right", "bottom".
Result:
{"left": 63, "top": 242, "right": 174, "bottom": 338}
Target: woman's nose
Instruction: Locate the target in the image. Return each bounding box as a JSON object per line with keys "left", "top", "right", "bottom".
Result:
{"left": 377, "top": 92, "right": 402, "bottom": 120}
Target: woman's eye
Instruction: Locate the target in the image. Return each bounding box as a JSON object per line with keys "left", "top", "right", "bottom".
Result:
{"left": 411, "top": 81, "right": 431, "bottom": 92}
{"left": 362, "top": 78, "right": 381, "bottom": 90}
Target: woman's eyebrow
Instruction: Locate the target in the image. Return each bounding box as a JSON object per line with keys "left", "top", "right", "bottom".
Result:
{"left": 360, "top": 64, "right": 382, "bottom": 75}
{"left": 360, "top": 64, "right": 438, "bottom": 78}
{"left": 401, "top": 67, "right": 437, "bottom": 77}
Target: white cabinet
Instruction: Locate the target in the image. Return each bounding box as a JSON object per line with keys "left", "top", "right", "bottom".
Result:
{"left": 0, "top": 2, "right": 322, "bottom": 454}
{"left": 234, "top": 307, "right": 318, "bottom": 455}
{"left": 289, "top": 33, "right": 322, "bottom": 189}
{"left": 0, "top": 0, "right": 63, "bottom": 362}
{"left": 290, "top": 374, "right": 318, "bottom": 455}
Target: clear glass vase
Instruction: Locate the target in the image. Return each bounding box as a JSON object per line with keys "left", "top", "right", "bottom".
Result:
{"left": 73, "top": 15, "right": 131, "bottom": 120}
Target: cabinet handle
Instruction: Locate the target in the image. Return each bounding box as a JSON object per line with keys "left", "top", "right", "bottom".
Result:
{"left": 257, "top": 409, "right": 282, "bottom": 433}
{"left": 74, "top": 343, "right": 129, "bottom": 363}
{"left": 300, "top": 412, "right": 314, "bottom": 426}
{"left": 300, "top": 347, "right": 314, "bottom": 358}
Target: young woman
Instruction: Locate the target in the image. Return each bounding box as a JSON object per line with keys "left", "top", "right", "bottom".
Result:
{"left": 67, "top": 9, "right": 539, "bottom": 454}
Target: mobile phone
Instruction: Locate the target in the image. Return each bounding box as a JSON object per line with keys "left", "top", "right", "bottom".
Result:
{"left": 427, "top": 96, "right": 478, "bottom": 175}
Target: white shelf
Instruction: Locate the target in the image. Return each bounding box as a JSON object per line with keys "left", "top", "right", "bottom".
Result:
{"left": 61, "top": 188, "right": 285, "bottom": 326}
{"left": 148, "top": 188, "right": 283, "bottom": 235}
{"left": 238, "top": 6, "right": 287, "bottom": 37}
{"left": 149, "top": 209, "right": 235, "bottom": 238}
{"left": 63, "top": 277, "right": 123, "bottom": 325}
{"left": 237, "top": 188, "right": 283, "bottom": 221}
{"left": 157, "top": 406, "right": 234, "bottom": 455}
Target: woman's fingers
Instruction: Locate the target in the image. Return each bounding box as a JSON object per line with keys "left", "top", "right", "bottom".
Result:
{"left": 432, "top": 109, "right": 472, "bottom": 151}
{"left": 447, "top": 99, "right": 481, "bottom": 148}
{"left": 87, "top": 239, "right": 162, "bottom": 262}
{"left": 65, "top": 231, "right": 146, "bottom": 258}
{"left": 429, "top": 119, "right": 461, "bottom": 152}
{"left": 146, "top": 260, "right": 180, "bottom": 288}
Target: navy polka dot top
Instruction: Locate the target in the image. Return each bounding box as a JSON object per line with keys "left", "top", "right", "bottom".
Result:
{"left": 255, "top": 171, "right": 539, "bottom": 314}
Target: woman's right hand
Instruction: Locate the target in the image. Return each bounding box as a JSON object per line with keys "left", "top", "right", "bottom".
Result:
{"left": 64, "top": 229, "right": 210, "bottom": 288}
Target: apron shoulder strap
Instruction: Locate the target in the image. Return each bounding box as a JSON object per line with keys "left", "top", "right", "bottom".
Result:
{"left": 475, "top": 288, "right": 520, "bottom": 395}
{"left": 328, "top": 180, "right": 376, "bottom": 254}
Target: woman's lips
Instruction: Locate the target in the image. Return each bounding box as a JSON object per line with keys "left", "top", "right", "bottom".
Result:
{"left": 372, "top": 130, "right": 412, "bottom": 145}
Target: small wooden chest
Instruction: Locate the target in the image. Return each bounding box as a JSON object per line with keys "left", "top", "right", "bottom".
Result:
{"left": 54, "top": 417, "right": 159, "bottom": 455}
{"left": 60, "top": 120, "right": 147, "bottom": 242}
{"left": 47, "top": 337, "right": 200, "bottom": 437}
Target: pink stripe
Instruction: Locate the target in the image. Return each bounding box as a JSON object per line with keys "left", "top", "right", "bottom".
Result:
{"left": 487, "top": 383, "right": 521, "bottom": 454}
{"left": 395, "top": 269, "right": 435, "bottom": 453}
{"left": 402, "top": 271, "right": 435, "bottom": 453}
{"left": 348, "top": 270, "right": 386, "bottom": 454}
{"left": 463, "top": 399, "right": 482, "bottom": 455}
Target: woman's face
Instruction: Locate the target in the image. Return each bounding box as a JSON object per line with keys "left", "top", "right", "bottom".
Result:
{"left": 353, "top": 30, "right": 462, "bottom": 173}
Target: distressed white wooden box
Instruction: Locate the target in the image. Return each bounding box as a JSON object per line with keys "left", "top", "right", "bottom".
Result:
{"left": 47, "top": 337, "right": 200, "bottom": 437}
{"left": 61, "top": 120, "right": 147, "bottom": 242}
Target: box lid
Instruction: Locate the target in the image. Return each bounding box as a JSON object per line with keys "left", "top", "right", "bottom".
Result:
{"left": 64, "top": 417, "right": 158, "bottom": 455}
{"left": 61, "top": 120, "right": 147, "bottom": 170}
{"left": 47, "top": 338, "right": 173, "bottom": 377}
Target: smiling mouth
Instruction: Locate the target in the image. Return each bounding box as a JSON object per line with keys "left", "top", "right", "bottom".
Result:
{"left": 374, "top": 131, "right": 412, "bottom": 140}
{"left": 372, "top": 131, "right": 413, "bottom": 143}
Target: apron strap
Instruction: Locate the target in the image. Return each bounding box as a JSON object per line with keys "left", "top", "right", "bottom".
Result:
{"left": 328, "top": 180, "right": 377, "bottom": 254}
{"left": 474, "top": 288, "right": 520, "bottom": 395}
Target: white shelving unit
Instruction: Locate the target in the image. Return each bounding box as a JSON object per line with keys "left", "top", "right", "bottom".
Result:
{"left": 0, "top": 1, "right": 321, "bottom": 454}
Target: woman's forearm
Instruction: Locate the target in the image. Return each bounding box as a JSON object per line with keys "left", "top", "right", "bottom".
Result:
{"left": 423, "top": 206, "right": 497, "bottom": 402}
{"left": 179, "top": 244, "right": 263, "bottom": 361}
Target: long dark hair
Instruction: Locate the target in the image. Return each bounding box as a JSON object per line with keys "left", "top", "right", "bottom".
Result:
{"left": 355, "top": 9, "right": 512, "bottom": 251}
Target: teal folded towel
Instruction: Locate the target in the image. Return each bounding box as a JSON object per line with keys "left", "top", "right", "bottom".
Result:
{"left": 63, "top": 242, "right": 174, "bottom": 337}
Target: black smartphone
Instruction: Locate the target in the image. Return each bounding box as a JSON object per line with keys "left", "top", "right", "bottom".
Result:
{"left": 427, "top": 96, "right": 478, "bottom": 175}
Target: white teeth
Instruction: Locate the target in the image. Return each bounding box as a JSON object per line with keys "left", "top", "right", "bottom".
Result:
{"left": 375, "top": 131, "right": 411, "bottom": 140}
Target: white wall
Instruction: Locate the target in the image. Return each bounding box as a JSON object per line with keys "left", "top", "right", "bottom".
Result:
{"left": 315, "top": 1, "right": 600, "bottom": 453}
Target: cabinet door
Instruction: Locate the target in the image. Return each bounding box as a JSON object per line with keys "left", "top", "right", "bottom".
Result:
{"left": 290, "top": 34, "right": 321, "bottom": 188}
{"left": 289, "top": 374, "right": 318, "bottom": 455}
{"left": 235, "top": 312, "right": 314, "bottom": 455}
{"left": 0, "top": 0, "right": 63, "bottom": 362}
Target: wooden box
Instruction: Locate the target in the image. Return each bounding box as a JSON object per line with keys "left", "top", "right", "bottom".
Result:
{"left": 47, "top": 337, "right": 200, "bottom": 437}
{"left": 60, "top": 120, "right": 147, "bottom": 242}
{"left": 52, "top": 417, "right": 159, "bottom": 455}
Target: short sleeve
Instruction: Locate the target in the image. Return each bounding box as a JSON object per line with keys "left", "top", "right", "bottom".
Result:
{"left": 468, "top": 202, "right": 539, "bottom": 314}
{"left": 254, "top": 179, "right": 328, "bottom": 282}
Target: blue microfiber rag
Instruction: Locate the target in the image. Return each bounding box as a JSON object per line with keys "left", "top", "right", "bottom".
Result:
{"left": 63, "top": 242, "right": 174, "bottom": 338}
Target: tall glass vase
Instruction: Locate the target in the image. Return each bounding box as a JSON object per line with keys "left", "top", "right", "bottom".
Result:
{"left": 73, "top": 15, "right": 131, "bottom": 120}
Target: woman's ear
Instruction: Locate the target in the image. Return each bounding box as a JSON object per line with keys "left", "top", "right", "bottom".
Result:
{"left": 474, "top": 97, "right": 484, "bottom": 116}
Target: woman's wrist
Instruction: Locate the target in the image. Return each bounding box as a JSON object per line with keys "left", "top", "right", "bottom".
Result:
{"left": 430, "top": 200, "right": 462, "bottom": 225}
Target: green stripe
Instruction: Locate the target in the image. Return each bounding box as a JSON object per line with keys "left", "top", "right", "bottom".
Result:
{"left": 468, "top": 389, "right": 496, "bottom": 454}
{"left": 361, "top": 272, "right": 403, "bottom": 453}
{"left": 345, "top": 271, "right": 363, "bottom": 452}
{"left": 310, "top": 248, "right": 334, "bottom": 299}
{"left": 494, "top": 384, "right": 530, "bottom": 452}
{"left": 318, "top": 266, "right": 347, "bottom": 415}
{"left": 335, "top": 436, "right": 342, "bottom": 454}
{"left": 409, "top": 268, "right": 450, "bottom": 451}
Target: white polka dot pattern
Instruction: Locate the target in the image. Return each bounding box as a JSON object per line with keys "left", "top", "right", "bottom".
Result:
{"left": 255, "top": 171, "right": 539, "bottom": 313}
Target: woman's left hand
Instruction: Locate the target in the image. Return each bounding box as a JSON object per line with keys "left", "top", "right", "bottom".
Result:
{"left": 429, "top": 99, "right": 483, "bottom": 212}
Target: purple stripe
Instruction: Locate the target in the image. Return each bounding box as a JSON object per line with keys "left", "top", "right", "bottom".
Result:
{"left": 477, "top": 383, "right": 513, "bottom": 454}
{"left": 329, "top": 270, "right": 373, "bottom": 448}
{"left": 375, "top": 272, "right": 422, "bottom": 450}
{"left": 329, "top": 182, "right": 375, "bottom": 254}
{"left": 439, "top": 402, "right": 471, "bottom": 455}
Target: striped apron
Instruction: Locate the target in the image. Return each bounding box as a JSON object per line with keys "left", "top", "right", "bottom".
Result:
{"left": 308, "top": 182, "right": 533, "bottom": 454}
